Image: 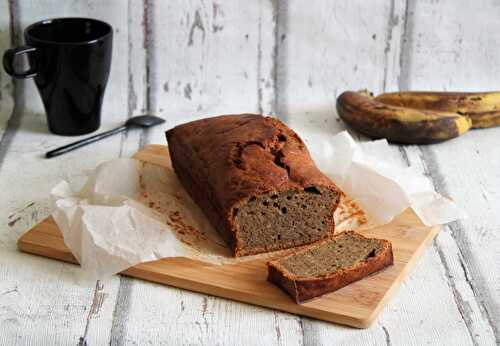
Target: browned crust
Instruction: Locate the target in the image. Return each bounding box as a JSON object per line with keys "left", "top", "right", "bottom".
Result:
{"left": 267, "top": 231, "right": 394, "bottom": 303}
{"left": 166, "top": 114, "right": 341, "bottom": 257}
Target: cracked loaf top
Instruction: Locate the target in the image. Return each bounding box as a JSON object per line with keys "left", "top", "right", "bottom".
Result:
{"left": 165, "top": 114, "right": 341, "bottom": 255}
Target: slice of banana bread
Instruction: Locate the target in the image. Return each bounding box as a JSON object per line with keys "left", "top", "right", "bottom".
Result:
{"left": 268, "top": 231, "right": 393, "bottom": 303}
{"left": 166, "top": 114, "right": 342, "bottom": 256}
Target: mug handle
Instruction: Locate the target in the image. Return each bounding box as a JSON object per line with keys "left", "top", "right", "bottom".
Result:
{"left": 3, "top": 45, "right": 38, "bottom": 78}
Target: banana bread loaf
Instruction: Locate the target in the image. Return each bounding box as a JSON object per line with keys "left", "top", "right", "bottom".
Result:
{"left": 268, "top": 231, "right": 393, "bottom": 303}
{"left": 166, "top": 114, "right": 342, "bottom": 256}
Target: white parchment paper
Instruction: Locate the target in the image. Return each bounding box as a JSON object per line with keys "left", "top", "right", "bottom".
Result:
{"left": 51, "top": 131, "right": 467, "bottom": 281}
{"left": 309, "top": 132, "right": 467, "bottom": 226}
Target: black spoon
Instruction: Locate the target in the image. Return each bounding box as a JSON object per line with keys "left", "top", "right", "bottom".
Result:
{"left": 45, "top": 115, "right": 166, "bottom": 158}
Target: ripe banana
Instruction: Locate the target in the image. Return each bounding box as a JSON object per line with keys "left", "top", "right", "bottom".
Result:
{"left": 336, "top": 91, "right": 472, "bottom": 144}
{"left": 375, "top": 91, "right": 500, "bottom": 128}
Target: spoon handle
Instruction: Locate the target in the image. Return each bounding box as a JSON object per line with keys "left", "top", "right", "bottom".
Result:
{"left": 45, "top": 125, "right": 128, "bottom": 158}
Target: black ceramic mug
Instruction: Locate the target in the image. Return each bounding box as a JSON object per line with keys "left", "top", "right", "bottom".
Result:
{"left": 3, "top": 18, "right": 113, "bottom": 135}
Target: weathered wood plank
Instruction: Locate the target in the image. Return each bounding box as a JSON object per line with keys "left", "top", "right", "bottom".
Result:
{"left": 0, "top": 0, "right": 134, "bottom": 243}
{"left": 0, "top": 0, "right": 14, "bottom": 144}
{"left": 398, "top": 146, "right": 498, "bottom": 346}
{"left": 0, "top": 0, "right": 19, "bottom": 174}
{"left": 257, "top": 0, "right": 276, "bottom": 115}
{"left": 279, "top": 0, "right": 392, "bottom": 144}
{"left": 111, "top": 282, "right": 303, "bottom": 346}
{"left": 145, "top": 0, "right": 275, "bottom": 145}
{"left": 0, "top": 250, "right": 116, "bottom": 346}
{"left": 280, "top": 1, "right": 494, "bottom": 345}
{"left": 119, "top": 0, "right": 150, "bottom": 159}
{"left": 0, "top": 1, "right": 140, "bottom": 345}
{"left": 398, "top": 0, "right": 500, "bottom": 343}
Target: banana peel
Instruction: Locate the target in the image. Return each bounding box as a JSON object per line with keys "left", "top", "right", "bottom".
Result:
{"left": 336, "top": 91, "right": 472, "bottom": 144}
{"left": 375, "top": 91, "right": 500, "bottom": 128}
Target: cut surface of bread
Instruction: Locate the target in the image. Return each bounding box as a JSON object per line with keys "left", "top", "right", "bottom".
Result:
{"left": 268, "top": 231, "right": 393, "bottom": 303}
{"left": 236, "top": 187, "right": 338, "bottom": 254}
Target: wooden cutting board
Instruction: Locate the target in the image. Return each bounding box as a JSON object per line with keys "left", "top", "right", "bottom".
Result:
{"left": 17, "top": 145, "right": 441, "bottom": 328}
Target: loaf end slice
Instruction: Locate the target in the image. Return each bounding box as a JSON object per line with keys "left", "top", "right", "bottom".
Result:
{"left": 267, "top": 231, "right": 393, "bottom": 303}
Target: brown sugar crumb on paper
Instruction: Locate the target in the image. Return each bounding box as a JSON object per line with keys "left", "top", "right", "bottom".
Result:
{"left": 334, "top": 195, "right": 371, "bottom": 231}
{"left": 180, "top": 239, "right": 193, "bottom": 247}
{"left": 136, "top": 163, "right": 235, "bottom": 263}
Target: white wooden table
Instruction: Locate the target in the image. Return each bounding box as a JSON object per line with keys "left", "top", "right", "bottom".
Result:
{"left": 1, "top": 1, "right": 499, "bottom": 345}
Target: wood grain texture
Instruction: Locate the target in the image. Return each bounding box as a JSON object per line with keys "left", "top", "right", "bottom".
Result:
{"left": 118, "top": 0, "right": 150, "bottom": 159}
{"left": 18, "top": 144, "right": 442, "bottom": 329}
{"left": 396, "top": 0, "right": 500, "bottom": 343}
{"left": 277, "top": 1, "right": 492, "bottom": 345}
{"left": 0, "top": 0, "right": 18, "bottom": 175}
{"left": 0, "top": 0, "right": 14, "bottom": 145}
{"left": 0, "top": 1, "right": 139, "bottom": 345}
{"left": 146, "top": 0, "right": 275, "bottom": 143}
